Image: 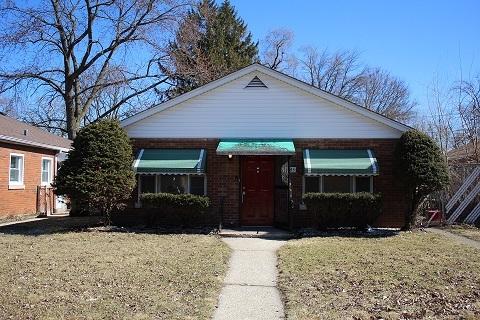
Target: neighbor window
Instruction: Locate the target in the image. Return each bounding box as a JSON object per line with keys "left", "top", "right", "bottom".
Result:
{"left": 303, "top": 176, "right": 373, "bottom": 194}
{"left": 9, "top": 154, "right": 24, "bottom": 185}
{"left": 139, "top": 174, "right": 206, "bottom": 196}
{"left": 41, "top": 158, "right": 53, "bottom": 185}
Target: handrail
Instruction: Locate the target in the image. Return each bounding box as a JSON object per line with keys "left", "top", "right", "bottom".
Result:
{"left": 464, "top": 202, "right": 480, "bottom": 224}
{"left": 447, "top": 182, "right": 480, "bottom": 223}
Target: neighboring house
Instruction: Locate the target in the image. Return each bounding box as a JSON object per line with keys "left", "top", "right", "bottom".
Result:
{"left": 447, "top": 141, "right": 480, "bottom": 164}
{"left": 0, "top": 114, "right": 71, "bottom": 217}
{"left": 121, "top": 63, "right": 411, "bottom": 228}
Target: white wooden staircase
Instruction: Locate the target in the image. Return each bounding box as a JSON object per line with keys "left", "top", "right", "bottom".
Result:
{"left": 446, "top": 166, "right": 480, "bottom": 224}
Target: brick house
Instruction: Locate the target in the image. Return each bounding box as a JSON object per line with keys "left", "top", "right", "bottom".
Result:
{"left": 0, "top": 114, "right": 71, "bottom": 217}
{"left": 121, "top": 64, "right": 410, "bottom": 228}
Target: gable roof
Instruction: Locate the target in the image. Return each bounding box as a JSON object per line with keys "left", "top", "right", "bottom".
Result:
{"left": 121, "top": 63, "right": 411, "bottom": 133}
{"left": 0, "top": 114, "right": 71, "bottom": 151}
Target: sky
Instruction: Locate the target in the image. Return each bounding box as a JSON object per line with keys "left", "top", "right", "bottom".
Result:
{"left": 229, "top": 0, "right": 480, "bottom": 116}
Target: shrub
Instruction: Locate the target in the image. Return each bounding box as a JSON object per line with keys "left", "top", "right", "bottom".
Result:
{"left": 303, "top": 192, "right": 382, "bottom": 229}
{"left": 140, "top": 193, "right": 210, "bottom": 227}
{"left": 54, "top": 119, "right": 136, "bottom": 225}
{"left": 394, "top": 130, "right": 449, "bottom": 230}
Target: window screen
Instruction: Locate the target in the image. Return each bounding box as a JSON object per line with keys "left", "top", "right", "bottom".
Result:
{"left": 355, "top": 177, "right": 371, "bottom": 192}
{"left": 160, "top": 175, "right": 188, "bottom": 194}
{"left": 190, "top": 176, "right": 205, "bottom": 195}
{"left": 9, "top": 155, "right": 23, "bottom": 184}
{"left": 304, "top": 176, "right": 320, "bottom": 193}
{"left": 140, "top": 175, "right": 156, "bottom": 194}
{"left": 323, "top": 176, "right": 350, "bottom": 193}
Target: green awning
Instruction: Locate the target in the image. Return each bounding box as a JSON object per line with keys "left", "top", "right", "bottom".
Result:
{"left": 134, "top": 149, "right": 206, "bottom": 174}
{"left": 303, "top": 149, "right": 378, "bottom": 176}
{"left": 216, "top": 139, "right": 295, "bottom": 155}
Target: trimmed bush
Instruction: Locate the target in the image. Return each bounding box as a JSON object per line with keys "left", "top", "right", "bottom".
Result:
{"left": 394, "top": 130, "right": 449, "bottom": 230}
{"left": 140, "top": 193, "right": 210, "bottom": 227}
{"left": 54, "top": 119, "right": 135, "bottom": 225}
{"left": 303, "top": 192, "right": 382, "bottom": 229}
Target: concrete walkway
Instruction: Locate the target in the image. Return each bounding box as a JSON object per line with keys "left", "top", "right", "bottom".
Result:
{"left": 213, "top": 238, "right": 286, "bottom": 320}
{"left": 428, "top": 227, "right": 480, "bottom": 250}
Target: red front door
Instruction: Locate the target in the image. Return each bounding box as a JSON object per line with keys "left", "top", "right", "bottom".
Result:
{"left": 241, "top": 156, "right": 274, "bottom": 225}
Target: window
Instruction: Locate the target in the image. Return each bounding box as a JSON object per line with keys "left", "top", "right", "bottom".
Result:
{"left": 41, "top": 158, "right": 53, "bottom": 185}
{"left": 189, "top": 176, "right": 205, "bottom": 195}
{"left": 303, "top": 175, "right": 374, "bottom": 194}
{"left": 323, "top": 176, "right": 350, "bottom": 193}
{"left": 355, "top": 176, "right": 372, "bottom": 192}
{"left": 9, "top": 154, "right": 24, "bottom": 185}
{"left": 138, "top": 174, "right": 206, "bottom": 196}
{"left": 140, "top": 175, "right": 156, "bottom": 193}
{"left": 304, "top": 176, "right": 321, "bottom": 193}
{"left": 160, "top": 175, "right": 188, "bottom": 194}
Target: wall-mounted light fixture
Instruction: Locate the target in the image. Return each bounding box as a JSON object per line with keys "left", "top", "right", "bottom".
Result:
{"left": 228, "top": 154, "right": 233, "bottom": 159}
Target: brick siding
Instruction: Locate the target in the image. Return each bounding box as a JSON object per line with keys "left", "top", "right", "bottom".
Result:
{"left": 0, "top": 142, "right": 57, "bottom": 217}
{"left": 130, "top": 138, "right": 408, "bottom": 228}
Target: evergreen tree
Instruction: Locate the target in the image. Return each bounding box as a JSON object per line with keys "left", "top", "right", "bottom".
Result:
{"left": 55, "top": 119, "right": 136, "bottom": 225}
{"left": 165, "top": 0, "right": 258, "bottom": 96}
{"left": 394, "top": 130, "right": 449, "bottom": 230}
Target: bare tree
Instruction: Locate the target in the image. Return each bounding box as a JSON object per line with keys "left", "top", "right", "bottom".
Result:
{"left": 356, "top": 68, "right": 416, "bottom": 122}
{"left": 261, "top": 28, "right": 295, "bottom": 72}
{"left": 0, "top": 0, "right": 188, "bottom": 139}
{"left": 453, "top": 76, "right": 480, "bottom": 162}
{"left": 295, "top": 47, "right": 416, "bottom": 121}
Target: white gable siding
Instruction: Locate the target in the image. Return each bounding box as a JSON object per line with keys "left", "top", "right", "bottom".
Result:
{"left": 124, "top": 72, "right": 403, "bottom": 139}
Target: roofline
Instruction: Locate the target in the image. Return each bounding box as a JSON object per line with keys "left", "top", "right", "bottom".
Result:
{"left": 121, "top": 63, "right": 412, "bottom": 132}
{"left": 0, "top": 135, "right": 70, "bottom": 152}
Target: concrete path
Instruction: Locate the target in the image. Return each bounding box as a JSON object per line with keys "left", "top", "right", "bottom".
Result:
{"left": 213, "top": 238, "right": 286, "bottom": 320}
{"left": 428, "top": 227, "right": 480, "bottom": 250}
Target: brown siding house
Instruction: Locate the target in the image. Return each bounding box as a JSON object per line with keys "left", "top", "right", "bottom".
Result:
{"left": 0, "top": 114, "right": 71, "bottom": 217}
{"left": 121, "top": 64, "right": 410, "bottom": 228}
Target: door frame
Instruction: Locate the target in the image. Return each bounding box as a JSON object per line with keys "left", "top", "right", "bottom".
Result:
{"left": 240, "top": 156, "right": 275, "bottom": 226}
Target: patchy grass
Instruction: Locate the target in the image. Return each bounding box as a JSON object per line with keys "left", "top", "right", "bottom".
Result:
{"left": 0, "top": 231, "right": 229, "bottom": 320}
{"left": 278, "top": 232, "right": 480, "bottom": 320}
{"left": 447, "top": 225, "right": 480, "bottom": 242}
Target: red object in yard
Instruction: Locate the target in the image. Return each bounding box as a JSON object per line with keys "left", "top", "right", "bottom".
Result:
{"left": 426, "top": 210, "right": 443, "bottom": 226}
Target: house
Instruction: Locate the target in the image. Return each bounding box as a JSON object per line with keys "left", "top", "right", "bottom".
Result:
{"left": 0, "top": 113, "right": 71, "bottom": 217}
{"left": 121, "top": 63, "right": 411, "bottom": 228}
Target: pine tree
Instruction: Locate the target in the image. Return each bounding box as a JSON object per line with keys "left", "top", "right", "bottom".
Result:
{"left": 165, "top": 0, "right": 258, "bottom": 96}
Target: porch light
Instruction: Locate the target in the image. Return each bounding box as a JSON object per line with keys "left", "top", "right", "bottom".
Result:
{"left": 228, "top": 154, "right": 233, "bottom": 159}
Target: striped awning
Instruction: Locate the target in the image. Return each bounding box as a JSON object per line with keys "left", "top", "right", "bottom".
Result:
{"left": 133, "top": 149, "right": 206, "bottom": 174}
{"left": 303, "top": 149, "right": 378, "bottom": 176}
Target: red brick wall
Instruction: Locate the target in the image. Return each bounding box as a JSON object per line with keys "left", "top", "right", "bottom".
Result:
{"left": 0, "top": 142, "right": 57, "bottom": 217}
{"left": 130, "top": 138, "right": 408, "bottom": 228}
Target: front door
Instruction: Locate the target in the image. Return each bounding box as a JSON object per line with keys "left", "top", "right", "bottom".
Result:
{"left": 241, "top": 156, "right": 274, "bottom": 225}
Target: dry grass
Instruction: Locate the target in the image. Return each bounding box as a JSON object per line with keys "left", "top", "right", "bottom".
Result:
{"left": 447, "top": 225, "right": 480, "bottom": 242}
{"left": 0, "top": 231, "right": 229, "bottom": 320}
{"left": 278, "top": 232, "right": 480, "bottom": 320}
{"left": 0, "top": 213, "right": 39, "bottom": 225}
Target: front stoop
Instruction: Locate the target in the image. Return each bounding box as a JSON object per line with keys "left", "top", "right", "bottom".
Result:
{"left": 219, "top": 227, "right": 293, "bottom": 239}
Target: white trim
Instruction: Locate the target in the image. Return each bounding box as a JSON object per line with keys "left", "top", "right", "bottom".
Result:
{"left": 133, "top": 149, "right": 144, "bottom": 171}
{"left": 0, "top": 135, "right": 70, "bottom": 152}
{"left": 197, "top": 149, "right": 205, "bottom": 173}
{"left": 120, "top": 63, "right": 411, "bottom": 133}
{"left": 305, "top": 149, "right": 312, "bottom": 174}
{"left": 367, "top": 149, "right": 377, "bottom": 174}
{"left": 40, "top": 157, "right": 54, "bottom": 186}
{"left": 8, "top": 153, "right": 24, "bottom": 186}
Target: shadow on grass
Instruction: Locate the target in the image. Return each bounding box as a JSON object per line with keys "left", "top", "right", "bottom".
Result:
{"left": 294, "top": 228, "right": 400, "bottom": 239}
{"left": 0, "top": 215, "right": 219, "bottom": 236}
{"left": 0, "top": 216, "right": 103, "bottom": 236}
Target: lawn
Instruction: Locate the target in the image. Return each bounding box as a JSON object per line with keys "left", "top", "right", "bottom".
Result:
{"left": 447, "top": 225, "right": 480, "bottom": 242}
{"left": 0, "top": 231, "right": 230, "bottom": 320}
{"left": 278, "top": 232, "right": 480, "bottom": 320}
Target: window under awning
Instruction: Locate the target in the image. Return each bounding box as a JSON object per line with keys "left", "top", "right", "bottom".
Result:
{"left": 303, "top": 149, "right": 379, "bottom": 176}
{"left": 216, "top": 139, "right": 295, "bottom": 155}
{"left": 133, "top": 149, "right": 206, "bottom": 174}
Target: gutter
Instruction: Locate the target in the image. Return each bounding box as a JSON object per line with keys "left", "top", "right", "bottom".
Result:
{"left": 0, "top": 135, "right": 70, "bottom": 152}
